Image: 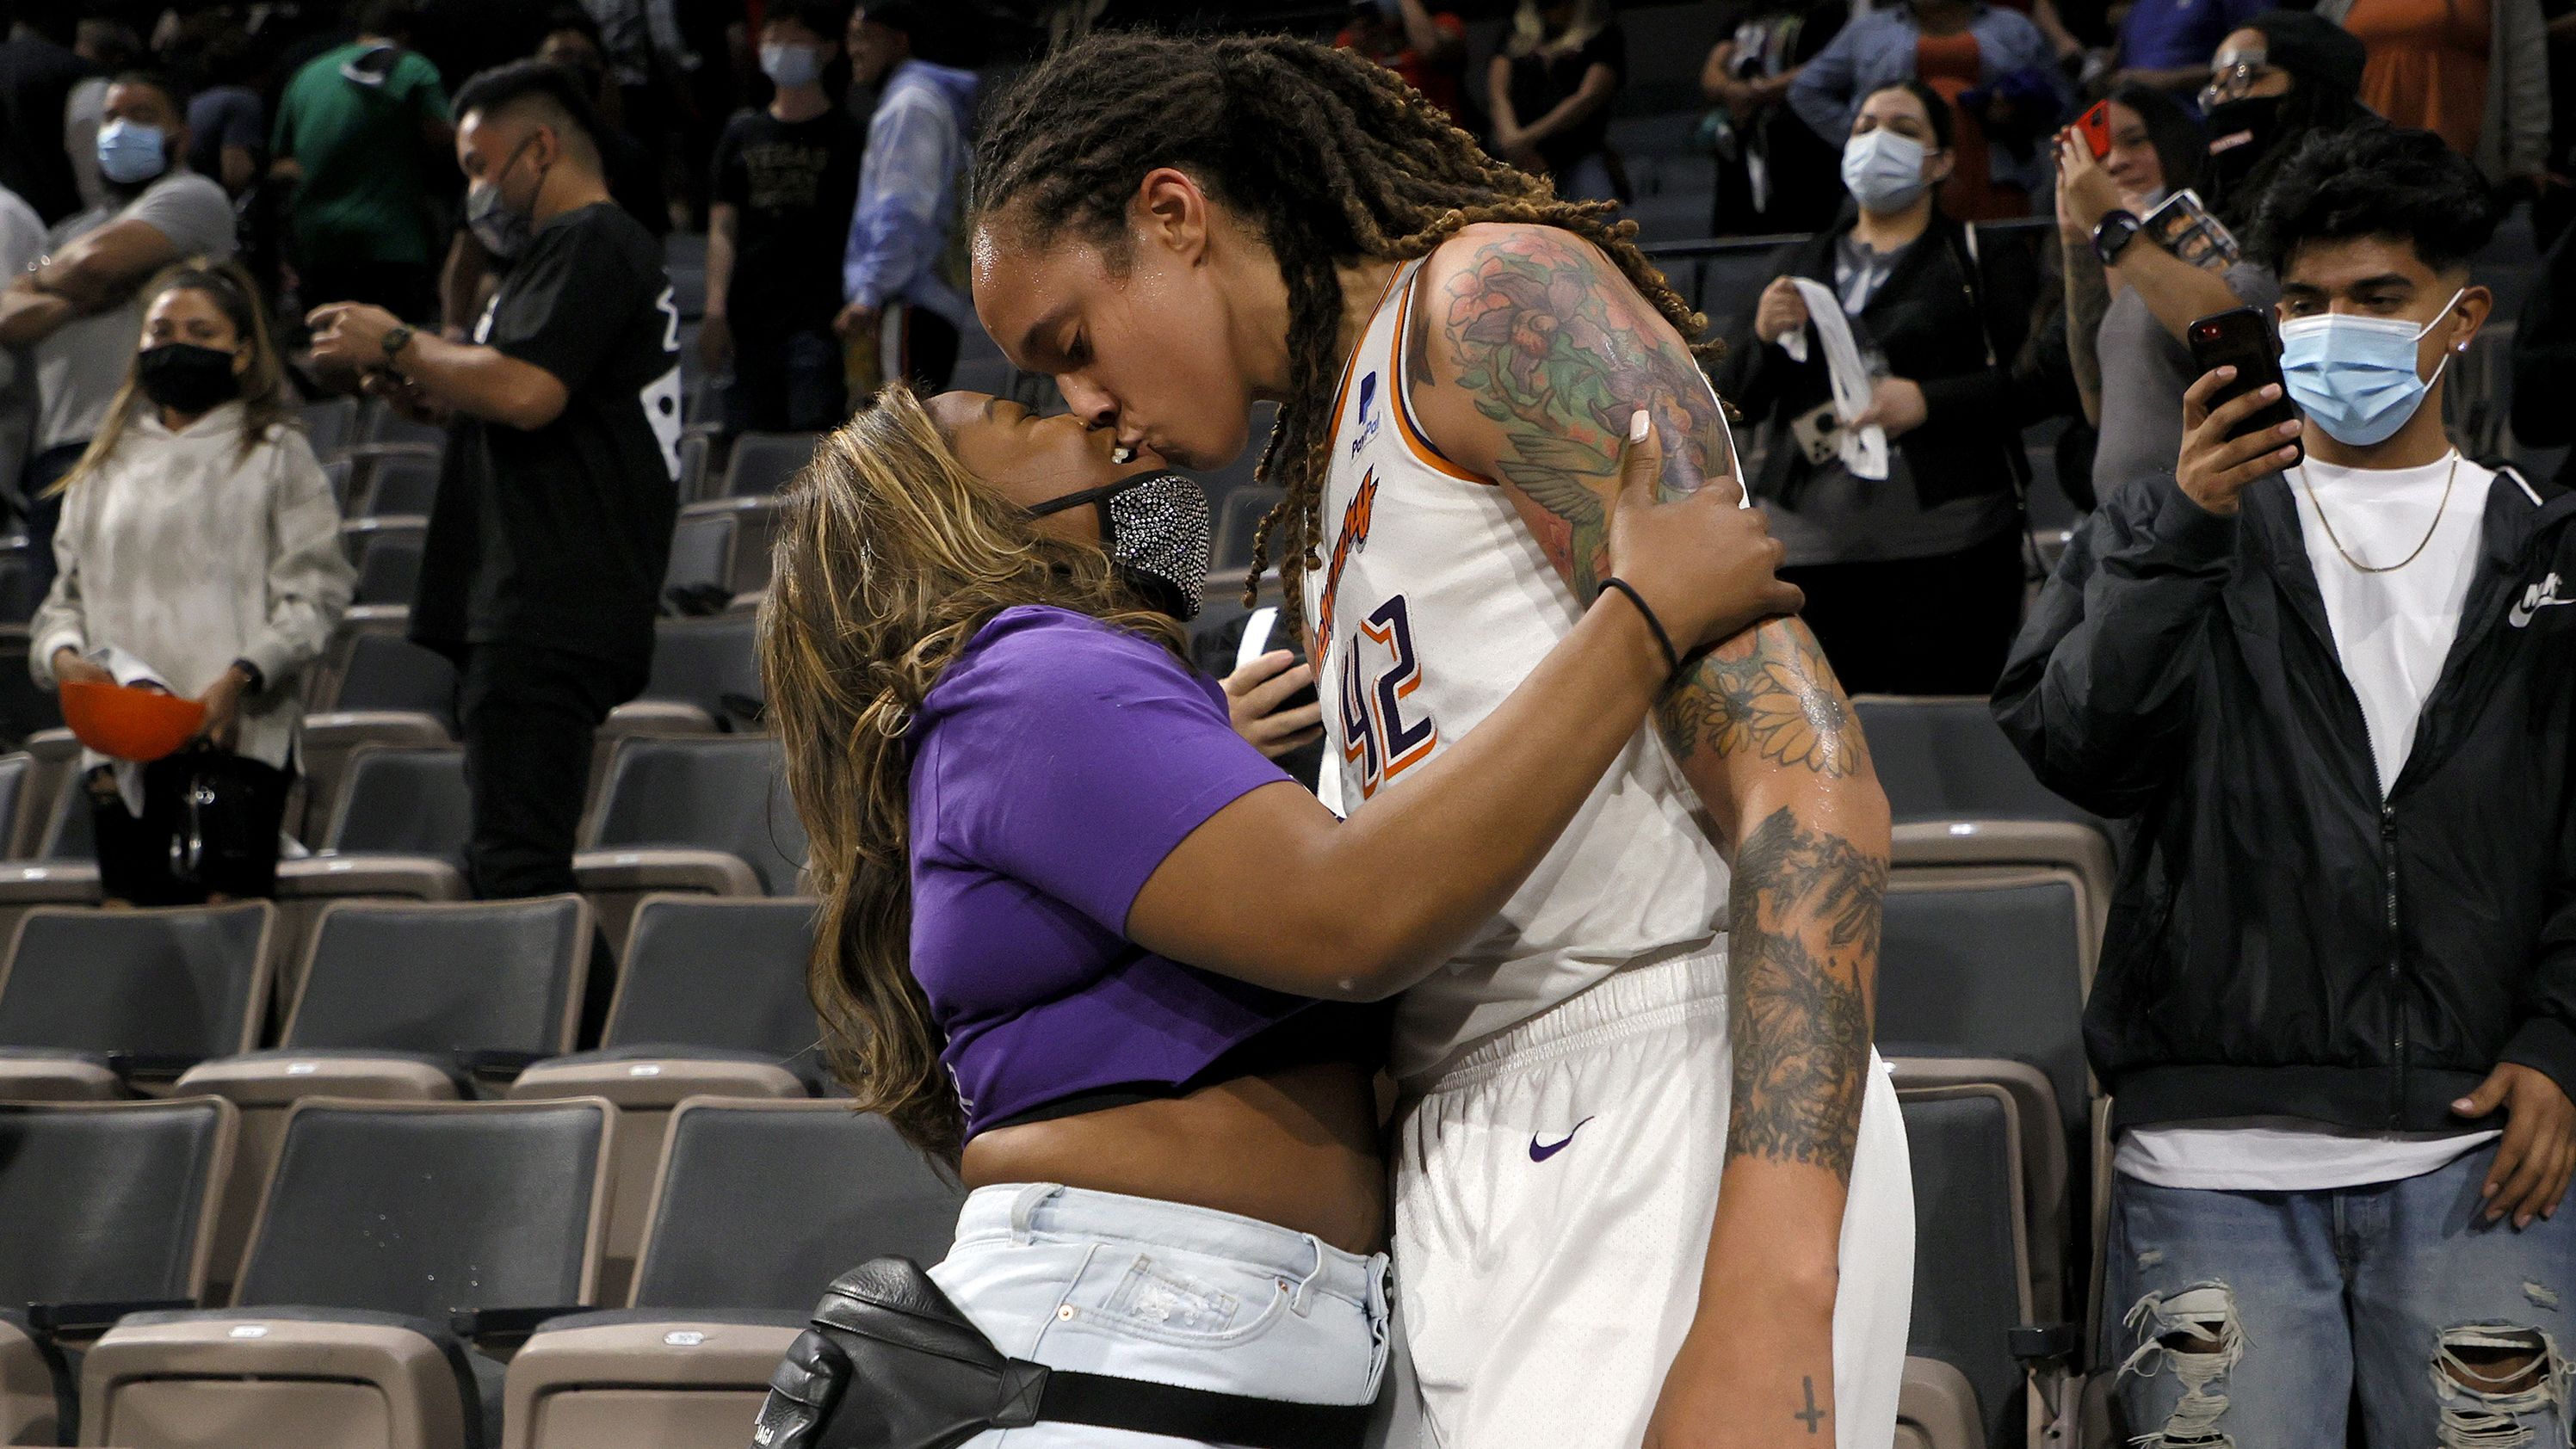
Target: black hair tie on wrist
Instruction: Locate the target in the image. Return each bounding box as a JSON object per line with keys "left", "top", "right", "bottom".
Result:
{"left": 1597, "top": 577, "right": 1683, "bottom": 681}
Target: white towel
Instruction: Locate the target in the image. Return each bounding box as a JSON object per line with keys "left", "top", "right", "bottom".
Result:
{"left": 1774, "top": 277, "right": 1892, "bottom": 481}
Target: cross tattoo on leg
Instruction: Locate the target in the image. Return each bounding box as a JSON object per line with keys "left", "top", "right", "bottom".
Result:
{"left": 1795, "top": 1376, "right": 1826, "bottom": 1434}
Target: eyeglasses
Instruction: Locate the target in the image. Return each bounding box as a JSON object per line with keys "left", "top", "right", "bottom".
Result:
{"left": 2199, "top": 55, "right": 2277, "bottom": 111}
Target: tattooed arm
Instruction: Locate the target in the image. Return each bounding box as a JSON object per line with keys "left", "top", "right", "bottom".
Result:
{"left": 1408, "top": 221, "right": 1891, "bottom": 1447}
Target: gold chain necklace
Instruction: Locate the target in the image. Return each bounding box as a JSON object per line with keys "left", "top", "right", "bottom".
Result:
{"left": 2297, "top": 453, "right": 2460, "bottom": 574}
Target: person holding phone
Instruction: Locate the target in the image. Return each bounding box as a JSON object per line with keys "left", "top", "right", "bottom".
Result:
{"left": 1998, "top": 125, "right": 2576, "bottom": 1449}
{"left": 1720, "top": 79, "right": 2041, "bottom": 694}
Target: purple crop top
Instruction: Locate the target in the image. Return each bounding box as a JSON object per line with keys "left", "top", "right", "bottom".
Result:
{"left": 908, "top": 606, "right": 1361, "bottom": 1140}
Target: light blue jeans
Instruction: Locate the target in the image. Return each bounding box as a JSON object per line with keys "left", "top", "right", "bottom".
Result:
{"left": 928, "top": 1183, "right": 1393, "bottom": 1446}
{"left": 2103, "top": 1144, "right": 2576, "bottom": 1448}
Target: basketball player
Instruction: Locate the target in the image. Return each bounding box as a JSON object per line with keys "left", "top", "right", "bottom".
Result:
{"left": 968, "top": 33, "right": 1915, "bottom": 1449}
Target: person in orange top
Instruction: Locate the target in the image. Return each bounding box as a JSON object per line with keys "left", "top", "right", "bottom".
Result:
{"left": 2324, "top": 0, "right": 2551, "bottom": 188}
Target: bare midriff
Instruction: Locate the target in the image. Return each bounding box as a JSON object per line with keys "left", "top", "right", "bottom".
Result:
{"left": 959, "top": 1060, "right": 1385, "bottom": 1255}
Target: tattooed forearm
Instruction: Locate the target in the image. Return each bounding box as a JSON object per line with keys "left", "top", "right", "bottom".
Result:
{"left": 1430, "top": 228, "right": 1722, "bottom": 592}
{"left": 1724, "top": 806, "right": 1883, "bottom": 1181}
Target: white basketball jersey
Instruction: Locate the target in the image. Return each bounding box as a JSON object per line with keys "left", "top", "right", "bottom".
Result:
{"left": 1307, "top": 258, "right": 1732, "bottom": 1083}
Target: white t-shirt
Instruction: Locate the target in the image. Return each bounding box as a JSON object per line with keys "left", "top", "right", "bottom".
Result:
{"left": 2116, "top": 453, "right": 2503, "bottom": 1190}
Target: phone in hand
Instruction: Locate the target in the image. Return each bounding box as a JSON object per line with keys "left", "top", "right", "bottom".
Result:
{"left": 2186, "top": 306, "right": 2303, "bottom": 468}
{"left": 1236, "top": 606, "right": 1319, "bottom": 712}
{"left": 2073, "top": 100, "right": 2112, "bottom": 160}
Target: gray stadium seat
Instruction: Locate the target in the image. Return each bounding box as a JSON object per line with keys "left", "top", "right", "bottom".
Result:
{"left": 0, "top": 743, "right": 103, "bottom": 946}
{"left": 1898, "top": 1356, "right": 1986, "bottom": 1449}
{"left": 80, "top": 1097, "right": 612, "bottom": 1449}
{"left": 355, "top": 526, "right": 426, "bottom": 607}
{"left": 361, "top": 450, "right": 443, "bottom": 519}
{"left": 718, "top": 430, "right": 819, "bottom": 498}
{"left": 500, "top": 1098, "right": 963, "bottom": 1449}
{"left": 0, "top": 751, "right": 29, "bottom": 860}
{"left": 676, "top": 431, "right": 713, "bottom": 503}
{"left": 510, "top": 895, "right": 824, "bottom": 1302}
{"left": 597, "top": 614, "right": 760, "bottom": 743}
{"left": 663, "top": 507, "right": 732, "bottom": 600}
{"left": 299, "top": 617, "right": 458, "bottom": 841}
{"left": 1212, "top": 485, "right": 1285, "bottom": 574}
{"left": 0, "top": 903, "right": 275, "bottom": 1100}
{"left": 300, "top": 398, "right": 359, "bottom": 460}
{"left": 0, "top": 1096, "right": 237, "bottom": 1446}
{"left": 1880, "top": 874, "right": 2093, "bottom": 1326}
{"left": 176, "top": 897, "right": 595, "bottom": 1300}
{"left": 271, "top": 744, "right": 473, "bottom": 1023}
{"left": 1901, "top": 1080, "right": 2035, "bottom": 1449}
{"left": 0, "top": 624, "right": 64, "bottom": 749}
{"left": 357, "top": 397, "right": 449, "bottom": 453}
{"left": 573, "top": 737, "right": 807, "bottom": 948}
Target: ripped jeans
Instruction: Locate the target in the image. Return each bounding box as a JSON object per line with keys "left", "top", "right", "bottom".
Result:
{"left": 2104, "top": 1145, "right": 2576, "bottom": 1448}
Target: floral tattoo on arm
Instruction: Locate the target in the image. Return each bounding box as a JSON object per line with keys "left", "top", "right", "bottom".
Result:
{"left": 1430, "top": 225, "right": 1880, "bottom": 1181}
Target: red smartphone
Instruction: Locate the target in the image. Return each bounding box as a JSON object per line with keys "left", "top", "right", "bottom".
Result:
{"left": 2185, "top": 307, "right": 2303, "bottom": 467}
{"left": 2074, "top": 100, "right": 2112, "bottom": 160}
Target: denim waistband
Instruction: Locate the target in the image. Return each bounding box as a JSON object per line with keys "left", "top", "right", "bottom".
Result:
{"left": 953, "top": 1183, "right": 1387, "bottom": 1310}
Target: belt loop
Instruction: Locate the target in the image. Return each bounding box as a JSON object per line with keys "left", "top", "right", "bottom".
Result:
{"left": 1009, "top": 1182, "right": 1060, "bottom": 1245}
{"left": 1288, "top": 1234, "right": 1325, "bottom": 1315}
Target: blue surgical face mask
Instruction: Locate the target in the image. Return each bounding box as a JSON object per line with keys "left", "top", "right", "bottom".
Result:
{"left": 1841, "top": 127, "right": 1930, "bottom": 215}
{"left": 2278, "top": 289, "right": 2465, "bottom": 447}
{"left": 760, "top": 42, "right": 822, "bottom": 89}
{"left": 96, "top": 120, "right": 168, "bottom": 187}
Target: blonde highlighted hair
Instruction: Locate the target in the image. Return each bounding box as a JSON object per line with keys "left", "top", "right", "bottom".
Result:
{"left": 756, "top": 385, "right": 1183, "bottom": 1160}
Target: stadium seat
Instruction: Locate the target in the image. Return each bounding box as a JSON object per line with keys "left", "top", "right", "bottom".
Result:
{"left": 675, "top": 432, "right": 713, "bottom": 503}
{"left": 716, "top": 431, "right": 819, "bottom": 498}
{"left": 572, "top": 737, "right": 806, "bottom": 949}
{"left": 1900, "top": 1079, "right": 2036, "bottom": 1449}
{"left": 176, "top": 897, "right": 595, "bottom": 1301}
{"left": 1880, "top": 872, "right": 2094, "bottom": 1326}
{"left": 1212, "top": 484, "right": 1285, "bottom": 574}
{"left": 0, "top": 903, "right": 275, "bottom": 1101}
{"left": 0, "top": 752, "right": 29, "bottom": 860}
{"left": 298, "top": 618, "right": 458, "bottom": 842}
{"left": 1859, "top": 694, "right": 2117, "bottom": 946}
{"left": 355, "top": 526, "right": 427, "bottom": 607}
{"left": 661, "top": 506, "right": 732, "bottom": 598}
{"left": 500, "top": 1098, "right": 962, "bottom": 1449}
{"left": 1896, "top": 1357, "right": 1984, "bottom": 1449}
{"left": 510, "top": 895, "right": 823, "bottom": 1301}
{"left": 614, "top": 615, "right": 762, "bottom": 735}
{"left": 271, "top": 744, "right": 473, "bottom": 1018}
{"left": 0, "top": 749, "right": 103, "bottom": 946}
{"left": 0, "top": 625, "right": 63, "bottom": 749}
{"left": 355, "top": 398, "right": 448, "bottom": 453}
{"left": 323, "top": 454, "right": 355, "bottom": 509}
{"left": 361, "top": 451, "right": 443, "bottom": 519}
{"left": 0, "top": 1096, "right": 237, "bottom": 1446}
{"left": 79, "top": 1097, "right": 613, "bottom": 1449}
{"left": 675, "top": 496, "right": 780, "bottom": 595}
{"left": 300, "top": 398, "right": 359, "bottom": 460}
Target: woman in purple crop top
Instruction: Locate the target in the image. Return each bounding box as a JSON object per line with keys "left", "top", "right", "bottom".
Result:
{"left": 753, "top": 383, "right": 1801, "bottom": 1441}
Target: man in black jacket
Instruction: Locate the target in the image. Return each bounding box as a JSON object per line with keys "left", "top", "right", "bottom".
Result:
{"left": 1997, "top": 126, "right": 2576, "bottom": 1449}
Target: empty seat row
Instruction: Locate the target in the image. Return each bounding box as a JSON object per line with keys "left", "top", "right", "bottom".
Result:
{"left": 0, "top": 1092, "right": 958, "bottom": 1449}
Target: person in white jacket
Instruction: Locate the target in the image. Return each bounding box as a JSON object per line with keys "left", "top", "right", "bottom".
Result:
{"left": 29, "top": 257, "right": 353, "bottom": 903}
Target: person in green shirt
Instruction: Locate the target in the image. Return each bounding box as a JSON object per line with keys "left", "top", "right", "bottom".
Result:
{"left": 270, "top": 0, "right": 454, "bottom": 323}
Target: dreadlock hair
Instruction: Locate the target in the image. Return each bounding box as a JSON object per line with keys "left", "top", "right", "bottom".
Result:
{"left": 973, "top": 31, "right": 1707, "bottom": 649}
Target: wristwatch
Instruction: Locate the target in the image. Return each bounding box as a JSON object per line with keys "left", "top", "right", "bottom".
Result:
{"left": 2091, "top": 210, "right": 2144, "bottom": 268}
{"left": 380, "top": 324, "right": 416, "bottom": 360}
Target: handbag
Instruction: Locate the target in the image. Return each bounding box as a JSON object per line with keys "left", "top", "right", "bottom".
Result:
{"left": 749, "top": 1257, "right": 1374, "bottom": 1449}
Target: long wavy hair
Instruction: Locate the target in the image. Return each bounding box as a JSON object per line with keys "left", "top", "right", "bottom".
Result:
{"left": 757, "top": 385, "right": 1183, "bottom": 1161}
{"left": 972, "top": 32, "right": 1703, "bottom": 651}
{"left": 53, "top": 257, "right": 295, "bottom": 496}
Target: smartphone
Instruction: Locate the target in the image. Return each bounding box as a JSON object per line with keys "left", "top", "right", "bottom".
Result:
{"left": 2074, "top": 99, "right": 2112, "bottom": 160}
{"left": 1236, "top": 606, "right": 1319, "bottom": 712}
{"left": 2186, "top": 307, "right": 2302, "bottom": 467}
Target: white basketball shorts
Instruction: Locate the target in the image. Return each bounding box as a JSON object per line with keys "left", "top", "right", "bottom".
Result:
{"left": 1388, "top": 947, "right": 1915, "bottom": 1449}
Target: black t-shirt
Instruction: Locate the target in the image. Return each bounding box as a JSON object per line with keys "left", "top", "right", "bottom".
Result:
{"left": 0, "top": 36, "right": 94, "bottom": 224}
{"left": 1507, "top": 22, "right": 1627, "bottom": 173}
{"left": 414, "top": 202, "right": 681, "bottom": 669}
{"left": 711, "top": 108, "right": 863, "bottom": 331}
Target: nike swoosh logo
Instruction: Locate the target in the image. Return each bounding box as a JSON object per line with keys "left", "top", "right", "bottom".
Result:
{"left": 2511, "top": 596, "right": 2574, "bottom": 627}
{"left": 1529, "top": 1117, "right": 1597, "bottom": 1162}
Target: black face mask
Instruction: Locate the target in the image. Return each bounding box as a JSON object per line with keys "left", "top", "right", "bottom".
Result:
{"left": 137, "top": 342, "right": 244, "bottom": 414}
{"left": 1026, "top": 472, "right": 1213, "bottom": 619}
{"left": 2201, "top": 94, "right": 2286, "bottom": 198}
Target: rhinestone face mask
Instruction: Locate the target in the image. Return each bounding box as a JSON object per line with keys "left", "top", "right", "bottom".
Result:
{"left": 1026, "top": 471, "right": 1213, "bottom": 618}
